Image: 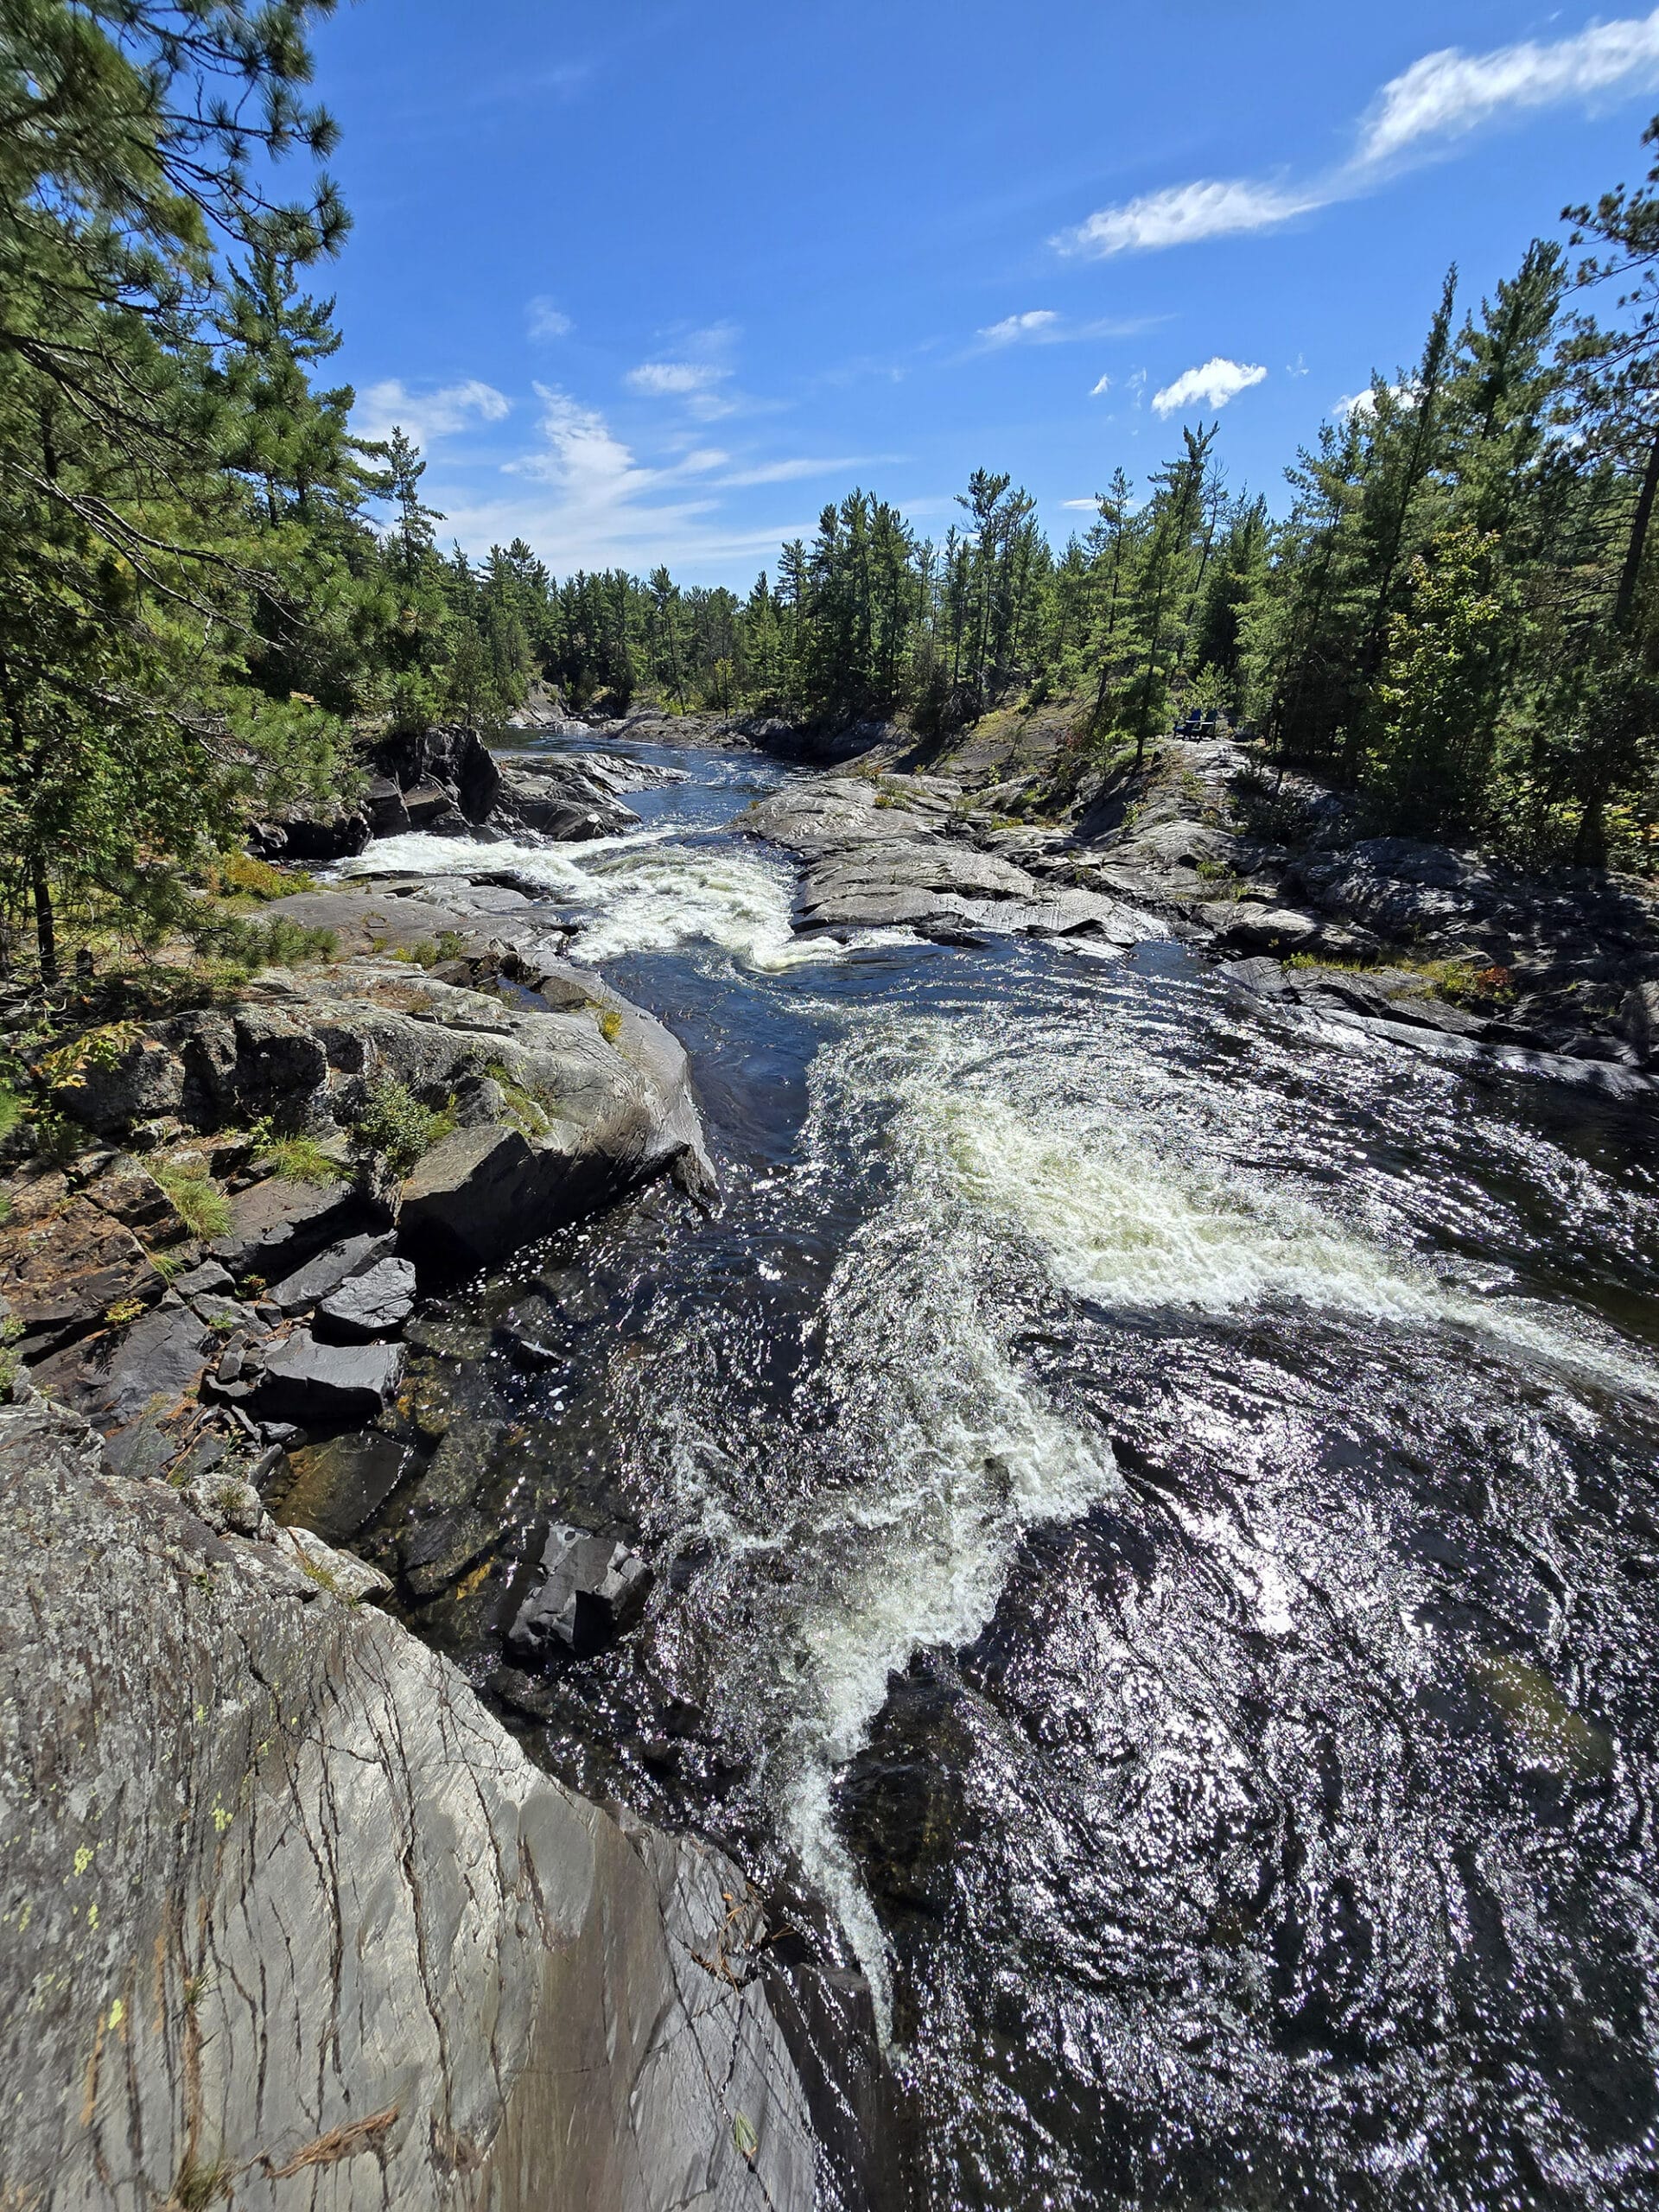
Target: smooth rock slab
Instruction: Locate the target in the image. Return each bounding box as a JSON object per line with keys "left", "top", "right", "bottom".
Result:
{"left": 267, "top": 1230, "right": 397, "bottom": 1315}
{"left": 0, "top": 1395, "right": 816, "bottom": 2210}
{"left": 250, "top": 1328, "right": 406, "bottom": 1426}
{"left": 315, "top": 1255, "right": 418, "bottom": 1342}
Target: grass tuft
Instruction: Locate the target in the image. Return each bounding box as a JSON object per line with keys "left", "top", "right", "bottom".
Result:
{"left": 151, "top": 1161, "right": 232, "bottom": 1241}
{"left": 249, "top": 1119, "right": 340, "bottom": 1188}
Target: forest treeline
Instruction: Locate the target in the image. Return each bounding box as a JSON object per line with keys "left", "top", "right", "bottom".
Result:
{"left": 3, "top": 7, "right": 1659, "bottom": 988}
{"left": 533, "top": 226, "right": 1659, "bottom": 871}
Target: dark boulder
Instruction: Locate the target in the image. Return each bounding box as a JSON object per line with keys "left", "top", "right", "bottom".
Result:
{"left": 249, "top": 1329, "right": 405, "bottom": 1427}
{"left": 1205, "top": 903, "right": 1322, "bottom": 956}
{"left": 507, "top": 1522, "right": 654, "bottom": 1659}
{"left": 84, "top": 1306, "right": 209, "bottom": 1427}
{"left": 266, "top": 1230, "right": 397, "bottom": 1316}
{"left": 315, "top": 1255, "right": 417, "bottom": 1342}
{"left": 492, "top": 760, "right": 639, "bottom": 840}
{"left": 230, "top": 1006, "right": 330, "bottom": 1116}
{"left": 364, "top": 775, "right": 410, "bottom": 836}
{"left": 208, "top": 1173, "right": 369, "bottom": 1281}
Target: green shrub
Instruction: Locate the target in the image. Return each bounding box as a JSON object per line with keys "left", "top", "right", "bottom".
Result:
{"left": 33, "top": 1108, "right": 85, "bottom": 1165}
{"left": 151, "top": 1160, "right": 232, "bottom": 1240}
{"left": 0, "top": 1087, "right": 22, "bottom": 1141}
{"left": 190, "top": 910, "right": 338, "bottom": 973}
{"left": 348, "top": 1077, "right": 454, "bottom": 1176}
{"left": 210, "top": 852, "right": 316, "bottom": 901}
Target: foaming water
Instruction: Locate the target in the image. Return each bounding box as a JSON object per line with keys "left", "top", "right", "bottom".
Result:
{"left": 345, "top": 826, "right": 861, "bottom": 972}
{"left": 826, "top": 1009, "right": 1659, "bottom": 1404}
{"left": 334, "top": 738, "right": 1659, "bottom": 2211}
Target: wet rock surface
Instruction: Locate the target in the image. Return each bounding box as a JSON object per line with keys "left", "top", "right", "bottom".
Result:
{"left": 509, "top": 1522, "right": 656, "bottom": 1659}
{"left": 746, "top": 777, "right": 1170, "bottom": 947}
{"left": 0, "top": 1393, "right": 816, "bottom": 2211}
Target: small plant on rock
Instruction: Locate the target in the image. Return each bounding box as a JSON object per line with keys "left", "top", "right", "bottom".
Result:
{"left": 0, "top": 1317, "right": 25, "bottom": 1399}
{"left": 248, "top": 1117, "right": 339, "bottom": 1188}
{"left": 151, "top": 1161, "right": 232, "bottom": 1241}
{"left": 347, "top": 1077, "right": 454, "bottom": 1177}
{"left": 32, "top": 1108, "right": 85, "bottom": 1165}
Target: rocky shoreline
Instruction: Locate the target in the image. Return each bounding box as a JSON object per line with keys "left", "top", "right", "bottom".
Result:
{"left": 728, "top": 724, "right": 1659, "bottom": 1104}
{"left": 1, "top": 1388, "right": 815, "bottom": 2211}
{"left": 3, "top": 702, "right": 1655, "bottom": 2211}
{"left": 0, "top": 782, "right": 823, "bottom": 2208}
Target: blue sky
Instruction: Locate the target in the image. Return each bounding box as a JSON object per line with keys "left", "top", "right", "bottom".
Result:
{"left": 308, "top": 2, "right": 1659, "bottom": 584}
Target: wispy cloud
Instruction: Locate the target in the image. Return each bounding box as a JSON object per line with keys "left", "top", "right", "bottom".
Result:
{"left": 715, "top": 455, "right": 892, "bottom": 487}
{"left": 443, "top": 383, "right": 804, "bottom": 572}
{"left": 527, "top": 297, "right": 572, "bottom": 340}
{"left": 1089, "top": 373, "right": 1112, "bottom": 398}
{"left": 626, "top": 360, "right": 731, "bottom": 397}
{"left": 354, "top": 378, "right": 512, "bottom": 448}
{"left": 980, "top": 308, "right": 1063, "bottom": 346}
{"left": 1153, "top": 358, "right": 1268, "bottom": 416}
{"left": 1056, "top": 9, "right": 1659, "bottom": 258}
{"left": 1056, "top": 178, "right": 1315, "bottom": 257}
{"left": 1359, "top": 12, "right": 1659, "bottom": 165}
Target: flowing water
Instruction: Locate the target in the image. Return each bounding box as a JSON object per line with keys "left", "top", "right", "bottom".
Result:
{"left": 340, "top": 734, "right": 1659, "bottom": 2211}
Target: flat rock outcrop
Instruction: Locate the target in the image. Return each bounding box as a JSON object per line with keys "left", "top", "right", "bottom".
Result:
{"left": 0, "top": 1393, "right": 816, "bottom": 2211}
{"left": 42, "top": 944, "right": 715, "bottom": 1270}
{"left": 745, "top": 778, "right": 1168, "bottom": 948}
{"left": 1222, "top": 954, "right": 1657, "bottom": 1103}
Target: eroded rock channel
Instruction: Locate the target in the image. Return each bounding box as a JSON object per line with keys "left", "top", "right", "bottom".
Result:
{"left": 6, "top": 721, "right": 1659, "bottom": 2210}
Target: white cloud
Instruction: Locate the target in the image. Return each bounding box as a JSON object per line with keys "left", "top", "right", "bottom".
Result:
{"left": 1359, "top": 10, "right": 1659, "bottom": 166}
{"left": 1152, "top": 358, "right": 1268, "bottom": 416}
{"left": 424, "top": 382, "right": 807, "bottom": 575}
{"left": 527, "top": 297, "right": 572, "bottom": 340}
{"left": 1055, "top": 178, "right": 1316, "bottom": 257}
{"left": 626, "top": 360, "right": 731, "bottom": 397}
{"left": 1090, "top": 374, "right": 1112, "bottom": 397}
{"left": 1053, "top": 10, "right": 1659, "bottom": 262}
{"left": 717, "top": 455, "right": 887, "bottom": 487}
{"left": 1061, "top": 498, "right": 1100, "bottom": 511}
{"left": 1333, "top": 379, "right": 1421, "bottom": 423}
{"left": 980, "top": 309, "right": 1062, "bottom": 346}
{"left": 354, "top": 378, "right": 512, "bottom": 449}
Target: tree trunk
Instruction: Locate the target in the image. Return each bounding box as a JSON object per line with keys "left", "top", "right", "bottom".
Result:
{"left": 1614, "top": 426, "right": 1659, "bottom": 635}
{"left": 31, "top": 855, "right": 56, "bottom": 986}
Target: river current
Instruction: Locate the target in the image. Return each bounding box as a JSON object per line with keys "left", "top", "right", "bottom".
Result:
{"left": 341, "top": 732, "right": 1659, "bottom": 2211}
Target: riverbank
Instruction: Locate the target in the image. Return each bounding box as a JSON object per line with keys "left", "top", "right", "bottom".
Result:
{"left": 4, "top": 716, "right": 1659, "bottom": 2209}
{"left": 568, "top": 703, "right": 1659, "bottom": 1097}
{"left": 0, "top": 853, "right": 826, "bottom": 2209}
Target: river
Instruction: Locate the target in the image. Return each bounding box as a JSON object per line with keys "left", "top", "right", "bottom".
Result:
{"left": 339, "top": 728, "right": 1659, "bottom": 2211}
